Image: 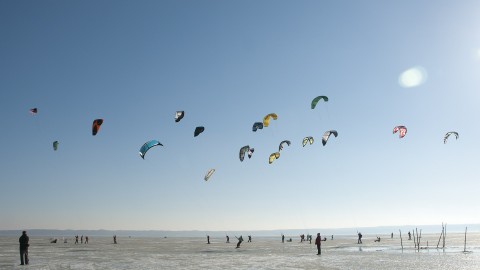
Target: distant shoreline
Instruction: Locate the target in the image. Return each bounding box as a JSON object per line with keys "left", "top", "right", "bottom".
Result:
{"left": 1, "top": 224, "right": 479, "bottom": 237}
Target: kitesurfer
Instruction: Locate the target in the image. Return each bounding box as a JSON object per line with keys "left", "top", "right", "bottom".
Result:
{"left": 207, "top": 235, "right": 210, "bottom": 244}
{"left": 19, "top": 231, "right": 29, "bottom": 265}
{"left": 282, "top": 234, "right": 285, "bottom": 243}
{"left": 113, "top": 235, "right": 117, "bottom": 244}
{"left": 375, "top": 237, "right": 381, "bottom": 242}
{"left": 248, "top": 235, "right": 252, "bottom": 242}
{"left": 226, "top": 235, "right": 230, "bottom": 243}
{"left": 357, "top": 232, "right": 363, "bottom": 244}
{"left": 235, "top": 235, "right": 243, "bottom": 248}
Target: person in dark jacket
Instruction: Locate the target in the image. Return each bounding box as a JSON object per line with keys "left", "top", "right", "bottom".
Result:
{"left": 19, "top": 231, "right": 29, "bottom": 265}
{"left": 235, "top": 235, "right": 243, "bottom": 248}
{"left": 315, "top": 233, "right": 321, "bottom": 255}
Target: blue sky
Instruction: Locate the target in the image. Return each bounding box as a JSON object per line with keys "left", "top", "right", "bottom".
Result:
{"left": 1, "top": 0, "right": 480, "bottom": 231}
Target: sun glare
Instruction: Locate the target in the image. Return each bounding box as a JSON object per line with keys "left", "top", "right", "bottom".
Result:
{"left": 398, "top": 66, "right": 427, "bottom": 88}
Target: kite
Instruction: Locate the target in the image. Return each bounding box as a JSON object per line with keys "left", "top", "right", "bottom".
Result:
{"left": 322, "top": 130, "right": 338, "bottom": 146}
{"left": 194, "top": 126, "right": 205, "bottom": 137}
{"left": 29, "top": 108, "right": 38, "bottom": 115}
{"left": 53, "top": 141, "right": 59, "bottom": 151}
{"left": 263, "top": 113, "right": 277, "bottom": 127}
{"left": 311, "top": 96, "right": 328, "bottom": 109}
{"left": 279, "top": 140, "right": 291, "bottom": 151}
{"left": 269, "top": 152, "right": 280, "bottom": 164}
{"left": 252, "top": 122, "right": 263, "bottom": 132}
{"left": 175, "top": 111, "right": 184, "bottom": 122}
{"left": 239, "top": 145, "right": 254, "bottom": 161}
{"left": 204, "top": 169, "right": 215, "bottom": 181}
{"left": 444, "top": 131, "right": 459, "bottom": 144}
{"left": 393, "top": 126, "right": 407, "bottom": 139}
{"left": 139, "top": 140, "right": 163, "bottom": 159}
{"left": 302, "top": 136, "right": 314, "bottom": 147}
{"left": 92, "top": 119, "right": 103, "bottom": 136}
{"left": 248, "top": 148, "right": 254, "bottom": 159}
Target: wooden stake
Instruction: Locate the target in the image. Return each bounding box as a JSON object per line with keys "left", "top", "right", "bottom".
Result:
{"left": 413, "top": 228, "right": 417, "bottom": 250}
{"left": 399, "top": 229, "right": 403, "bottom": 251}
{"left": 418, "top": 229, "right": 422, "bottom": 251}
{"left": 436, "top": 224, "right": 444, "bottom": 249}
{"left": 464, "top": 227, "right": 467, "bottom": 253}
{"left": 443, "top": 223, "right": 447, "bottom": 249}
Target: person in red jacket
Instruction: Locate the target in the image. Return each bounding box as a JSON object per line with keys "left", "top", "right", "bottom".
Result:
{"left": 315, "top": 233, "right": 321, "bottom": 255}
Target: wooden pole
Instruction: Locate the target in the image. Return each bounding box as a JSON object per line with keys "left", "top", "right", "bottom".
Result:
{"left": 399, "top": 229, "right": 403, "bottom": 251}
{"left": 443, "top": 223, "right": 447, "bottom": 249}
{"left": 418, "top": 229, "right": 422, "bottom": 251}
{"left": 464, "top": 227, "right": 467, "bottom": 253}
{"left": 413, "top": 228, "right": 417, "bottom": 250}
{"left": 436, "top": 224, "right": 444, "bottom": 249}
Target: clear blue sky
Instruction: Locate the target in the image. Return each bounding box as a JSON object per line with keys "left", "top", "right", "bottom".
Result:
{"left": 1, "top": 0, "right": 480, "bottom": 231}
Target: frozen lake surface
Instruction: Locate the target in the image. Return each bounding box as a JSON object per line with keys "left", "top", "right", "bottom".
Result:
{"left": 1, "top": 233, "right": 479, "bottom": 269}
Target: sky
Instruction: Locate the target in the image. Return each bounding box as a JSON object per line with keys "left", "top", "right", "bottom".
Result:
{"left": 1, "top": 0, "right": 480, "bottom": 231}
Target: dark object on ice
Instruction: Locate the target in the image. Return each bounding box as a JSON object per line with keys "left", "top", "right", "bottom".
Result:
{"left": 235, "top": 235, "right": 243, "bottom": 248}
{"left": 19, "top": 231, "right": 29, "bottom": 265}
{"left": 315, "top": 233, "right": 321, "bottom": 255}
{"left": 50, "top": 239, "right": 57, "bottom": 243}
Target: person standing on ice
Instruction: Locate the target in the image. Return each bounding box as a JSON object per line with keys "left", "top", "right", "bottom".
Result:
{"left": 207, "top": 235, "right": 210, "bottom": 244}
{"left": 19, "top": 231, "right": 29, "bottom": 265}
{"left": 357, "top": 232, "right": 362, "bottom": 244}
{"left": 315, "top": 233, "right": 321, "bottom": 255}
{"left": 226, "top": 235, "right": 230, "bottom": 243}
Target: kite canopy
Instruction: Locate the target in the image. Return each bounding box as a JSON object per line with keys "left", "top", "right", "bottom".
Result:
{"left": 239, "top": 145, "right": 254, "bottom": 161}
{"left": 29, "top": 108, "right": 38, "bottom": 115}
{"left": 302, "top": 136, "right": 314, "bottom": 147}
{"left": 139, "top": 140, "right": 163, "bottom": 159}
{"left": 194, "top": 126, "right": 205, "bottom": 137}
{"left": 252, "top": 122, "right": 263, "bottom": 132}
{"left": 53, "top": 141, "right": 59, "bottom": 151}
{"left": 322, "top": 130, "right": 338, "bottom": 146}
{"left": 269, "top": 152, "right": 280, "bottom": 164}
{"left": 279, "top": 140, "right": 291, "bottom": 151}
{"left": 204, "top": 169, "right": 215, "bottom": 181}
{"left": 311, "top": 96, "right": 328, "bottom": 109}
{"left": 92, "top": 119, "right": 103, "bottom": 136}
{"left": 263, "top": 113, "right": 277, "bottom": 127}
{"left": 444, "top": 131, "right": 459, "bottom": 144}
{"left": 175, "top": 111, "right": 184, "bottom": 122}
{"left": 393, "top": 126, "right": 407, "bottom": 139}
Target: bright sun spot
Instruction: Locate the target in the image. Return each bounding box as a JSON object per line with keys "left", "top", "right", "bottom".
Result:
{"left": 398, "top": 66, "right": 427, "bottom": 88}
